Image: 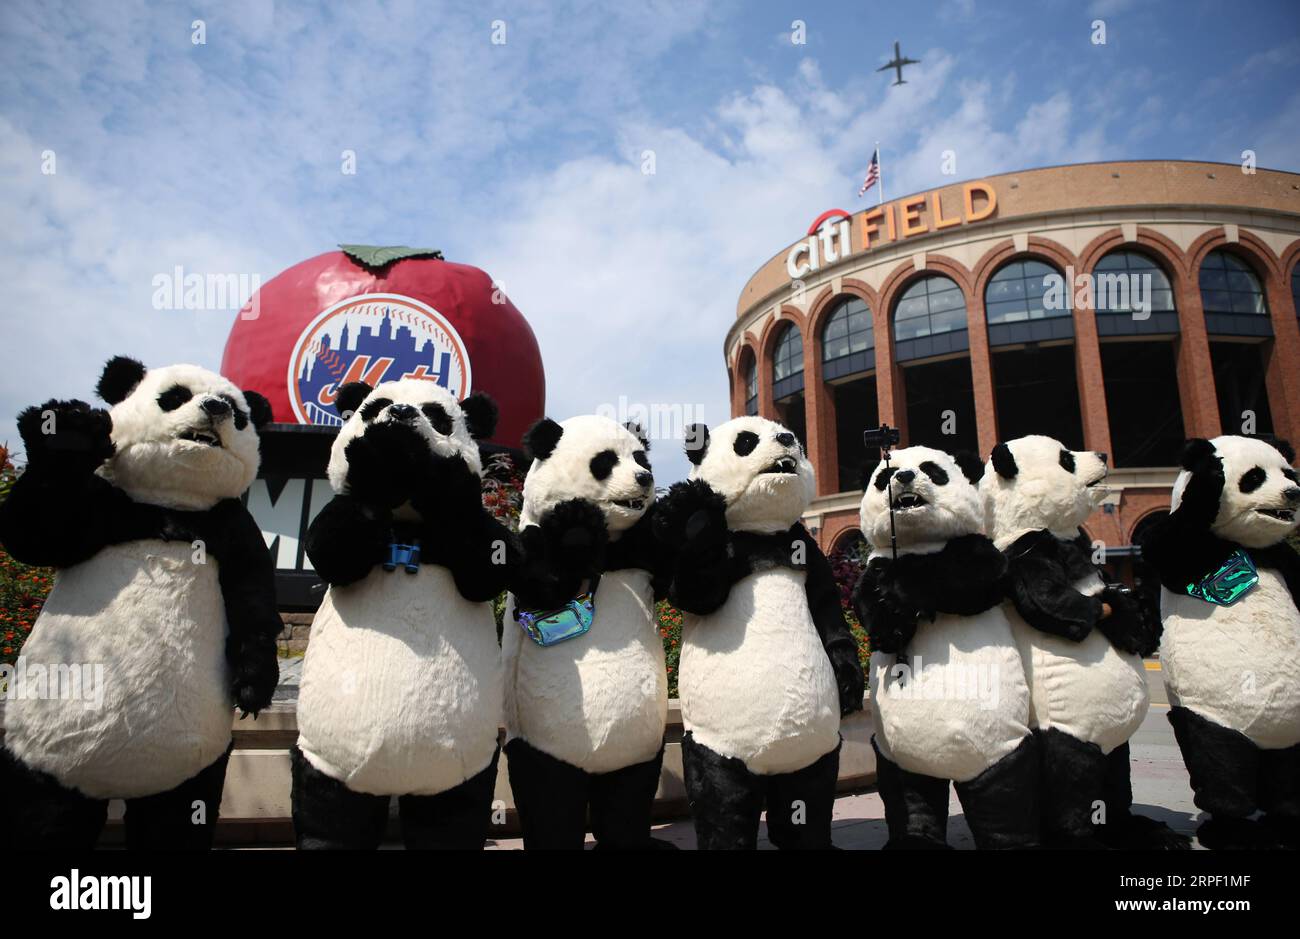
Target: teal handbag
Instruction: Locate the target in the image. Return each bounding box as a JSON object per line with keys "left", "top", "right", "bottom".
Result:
{"left": 1186, "top": 549, "right": 1258, "bottom": 606}
{"left": 514, "top": 576, "right": 599, "bottom": 647}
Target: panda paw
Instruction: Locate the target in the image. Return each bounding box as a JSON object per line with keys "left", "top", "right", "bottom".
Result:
{"left": 1175, "top": 438, "right": 1226, "bottom": 528}
{"left": 540, "top": 499, "right": 608, "bottom": 575}
{"left": 17, "top": 399, "right": 114, "bottom": 474}
{"left": 828, "top": 641, "right": 866, "bottom": 716}
{"left": 413, "top": 451, "right": 484, "bottom": 521}
{"left": 230, "top": 636, "right": 279, "bottom": 717}
{"left": 1097, "top": 586, "right": 1160, "bottom": 657}
{"left": 343, "top": 422, "right": 427, "bottom": 508}
{"left": 654, "top": 479, "right": 728, "bottom": 553}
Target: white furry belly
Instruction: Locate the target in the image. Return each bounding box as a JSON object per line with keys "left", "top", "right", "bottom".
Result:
{"left": 505, "top": 570, "right": 667, "bottom": 773}
{"left": 870, "top": 607, "right": 1031, "bottom": 783}
{"left": 4, "top": 541, "right": 232, "bottom": 799}
{"left": 1007, "top": 570, "right": 1149, "bottom": 753}
{"left": 678, "top": 569, "right": 839, "bottom": 775}
{"left": 1160, "top": 570, "right": 1300, "bottom": 749}
{"left": 296, "top": 565, "right": 502, "bottom": 795}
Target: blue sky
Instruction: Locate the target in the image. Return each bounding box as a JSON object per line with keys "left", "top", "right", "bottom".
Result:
{"left": 1, "top": 0, "right": 1298, "bottom": 483}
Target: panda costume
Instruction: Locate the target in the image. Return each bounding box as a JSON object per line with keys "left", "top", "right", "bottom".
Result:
{"left": 653, "top": 416, "right": 864, "bottom": 850}
{"left": 853, "top": 445, "right": 1039, "bottom": 850}
{"left": 292, "top": 379, "right": 514, "bottom": 850}
{"left": 0, "top": 356, "right": 279, "bottom": 850}
{"left": 1141, "top": 435, "right": 1300, "bottom": 850}
{"left": 502, "top": 416, "right": 670, "bottom": 850}
{"left": 982, "top": 435, "right": 1187, "bottom": 849}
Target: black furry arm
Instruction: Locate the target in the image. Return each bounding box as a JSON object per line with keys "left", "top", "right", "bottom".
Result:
{"left": 511, "top": 499, "right": 608, "bottom": 611}
{"left": 1249, "top": 542, "right": 1300, "bottom": 615}
{"left": 304, "top": 495, "right": 391, "bottom": 587}
{"left": 431, "top": 508, "right": 520, "bottom": 603}
{"left": 1005, "top": 530, "right": 1103, "bottom": 642}
{"left": 206, "top": 499, "right": 281, "bottom": 717}
{"left": 0, "top": 400, "right": 146, "bottom": 568}
{"left": 1095, "top": 583, "right": 1161, "bottom": 657}
{"left": 852, "top": 558, "right": 920, "bottom": 654}
{"left": 1139, "top": 440, "right": 1235, "bottom": 593}
{"left": 653, "top": 479, "right": 741, "bottom": 615}
{"left": 799, "top": 527, "right": 865, "bottom": 715}
{"left": 606, "top": 505, "right": 673, "bottom": 600}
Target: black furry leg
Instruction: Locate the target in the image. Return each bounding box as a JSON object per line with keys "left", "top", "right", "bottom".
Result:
{"left": 1166, "top": 706, "right": 1279, "bottom": 849}
{"left": 764, "top": 740, "right": 841, "bottom": 850}
{"left": 505, "top": 738, "right": 590, "bottom": 850}
{"left": 122, "top": 745, "right": 232, "bottom": 850}
{"left": 0, "top": 746, "right": 109, "bottom": 850}
{"left": 953, "top": 734, "right": 1041, "bottom": 850}
{"left": 1259, "top": 742, "right": 1300, "bottom": 850}
{"left": 872, "top": 738, "right": 952, "bottom": 849}
{"left": 681, "top": 731, "right": 764, "bottom": 850}
{"left": 1038, "top": 728, "right": 1108, "bottom": 849}
{"left": 589, "top": 747, "right": 668, "bottom": 850}
{"left": 291, "top": 745, "right": 390, "bottom": 850}
{"left": 398, "top": 746, "right": 500, "bottom": 850}
{"left": 1098, "top": 742, "right": 1191, "bottom": 850}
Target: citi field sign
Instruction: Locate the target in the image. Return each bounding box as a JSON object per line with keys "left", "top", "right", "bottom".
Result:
{"left": 286, "top": 293, "right": 472, "bottom": 426}
{"left": 788, "top": 181, "right": 998, "bottom": 278}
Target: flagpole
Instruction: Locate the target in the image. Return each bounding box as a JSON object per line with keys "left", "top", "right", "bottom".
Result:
{"left": 877, "top": 141, "right": 884, "bottom": 206}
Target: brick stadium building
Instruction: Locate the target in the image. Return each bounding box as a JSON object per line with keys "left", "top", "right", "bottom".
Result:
{"left": 726, "top": 160, "right": 1300, "bottom": 575}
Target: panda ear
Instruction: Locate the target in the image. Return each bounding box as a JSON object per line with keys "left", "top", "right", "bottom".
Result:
{"left": 97, "top": 356, "right": 147, "bottom": 405}
{"left": 624, "top": 421, "right": 650, "bottom": 451}
{"left": 335, "top": 382, "right": 373, "bottom": 421}
{"left": 953, "top": 450, "right": 985, "bottom": 485}
{"left": 1181, "top": 438, "right": 1217, "bottom": 472}
{"left": 524, "top": 418, "right": 563, "bottom": 461}
{"left": 242, "top": 390, "right": 273, "bottom": 429}
{"left": 1258, "top": 435, "right": 1296, "bottom": 464}
{"left": 460, "top": 392, "right": 498, "bottom": 440}
{"left": 685, "top": 423, "right": 709, "bottom": 466}
{"left": 990, "top": 442, "right": 1017, "bottom": 479}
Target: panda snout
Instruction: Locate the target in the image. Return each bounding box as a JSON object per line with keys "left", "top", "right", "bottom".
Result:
{"left": 635, "top": 471, "right": 653, "bottom": 488}
{"left": 387, "top": 403, "right": 418, "bottom": 422}
{"left": 894, "top": 469, "right": 915, "bottom": 486}
{"left": 200, "top": 396, "right": 231, "bottom": 420}
{"left": 775, "top": 432, "right": 795, "bottom": 447}
{"left": 1285, "top": 486, "right": 1300, "bottom": 504}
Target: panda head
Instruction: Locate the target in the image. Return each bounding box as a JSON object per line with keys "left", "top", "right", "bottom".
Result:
{"left": 981, "top": 435, "right": 1109, "bottom": 547}
{"left": 684, "top": 416, "right": 815, "bottom": 533}
{"left": 1170, "top": 435, "right": 1299, "bottom": 548}
{"left": 859, "top": 446, "right": 985, "bottom": 554}
{"left": 95, "top": 356, "right": 271, "bottom": 511}
{"left": 520, "top": 415, "right": 653, "bottom": 535}
{"left": 326, "top": 378, "right": 496, "bottom": 495}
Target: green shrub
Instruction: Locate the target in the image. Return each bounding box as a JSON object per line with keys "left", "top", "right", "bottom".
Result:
{"left": 0, "top": 448, "right": 53, "bottom": 666}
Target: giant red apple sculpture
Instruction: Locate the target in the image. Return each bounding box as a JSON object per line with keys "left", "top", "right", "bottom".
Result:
{"left": 220, "top": 246, "right": 545, "bottom": 448}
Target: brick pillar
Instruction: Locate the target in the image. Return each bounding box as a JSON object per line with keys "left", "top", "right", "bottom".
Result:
{"left": 966, "top": 292, "right": 999, "bottom": 456}
{"left": 1174, "top": 277, "right": 1222, "bottom": 440}
{"left": 873, "top": 303, "right": 907, "bottom": 440}
{"left": 804, "top": 349, "right": 839, "bottom": 496}
{"left": 1262, "top": 276, "right": 1300, "bottom": 445}
{"left": 758, "top": 336, "right": 776, "bottom": 420}
{"left": 1072, "top": 304, "right": 1113, "bottom": 455}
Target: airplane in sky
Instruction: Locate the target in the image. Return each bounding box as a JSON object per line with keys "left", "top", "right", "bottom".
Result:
{"left": 877, "top": 40, "right": 920, "bottom": 86}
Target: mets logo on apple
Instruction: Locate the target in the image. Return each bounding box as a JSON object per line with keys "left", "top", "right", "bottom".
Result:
{"left": 287, "top": 292, "right": 472, "bottom": 425}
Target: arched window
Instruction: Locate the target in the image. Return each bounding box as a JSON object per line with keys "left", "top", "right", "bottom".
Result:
{"left": 821, "top": 296, "right": 873, "bottom": 380}
{"left": 1291, "top": 262, "right": 1300, "bottom": 317}
{"left": 985, "top": 259, "right": 1065, "bottom": 324}
{"left": 744, "top": 356, "right": 757, "bottom": 415}
{"left": 1093, "top": 250, "right": 1178, "bottom": 337}
{"left": 893, "top": 275, "right": 966, "bottom": 342}
{"left": 772, "top": 323, "right": 804, "bottom": 400}
{"left": 1200, "top": 250, "right": 1267, "bottom": 315}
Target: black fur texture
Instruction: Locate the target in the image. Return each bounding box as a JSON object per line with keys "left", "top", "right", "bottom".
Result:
{"left": 334, "top": 381, "right": 374, "bottom": 421}
{"left": 243, "top": 390, "right": 273, "bottom": 428}
{"left": 623, "top": 421, "right": 650, "bottom": 450}
{"left": 852, "top": 533, "right": 1008, "bottom": 654}
{"left": 991, "top": 441, "right": 1018, "bottom": 479}
{"left": 684, "top": 423, "right": 709, "bottom": 466}
{"left": 96, "top": 355, "right": 147, "bottom": 405}
{"left": 1140, "top": 438, "right": 1236, "bottom": 593}
{"left": 512, "top": 498, "right": 609, "bottom": 611}
{"left": 523, "top": 417, "right": 564, "bottom": 462}
{"left": 953, "top": 450, "right": 985, "bottom": 484}
{"left": 951, "top": 733, "right": 1041, "bottom": 849}
{"left": 872, "top": 739, "right": 953, "bottom": 850}
{"left": 459, "top": 391, "right": 498, "bottom": 440}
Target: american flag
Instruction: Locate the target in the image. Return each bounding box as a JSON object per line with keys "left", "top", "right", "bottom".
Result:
{"left": 858, "top": 148, "right": 880, "bottom": 197}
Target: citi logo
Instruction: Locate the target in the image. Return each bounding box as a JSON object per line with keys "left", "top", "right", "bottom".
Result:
{"left": 49, "top": 869, "right": 151, "bottom": 920}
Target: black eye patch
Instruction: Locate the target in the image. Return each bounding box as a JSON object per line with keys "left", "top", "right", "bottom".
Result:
{"left": 733, "top": 431, "right": 759, "bottom": 456}
{"left": 421, "top": 403, "right": 453, "bottom": 435}
{"left": 359, "top": 397, "right": 392, "bottom": 422}
{"left": 1239, "top": 467, "right": 1266, "bottom": 493}
{"left": 874, "top": 466, "right": 897, "bottom": 491}
{"left": 157, "top": 385, "right": 192, "bottom": 412}
{"left": 1059, "top": 449, "right": 1076, "bottom": 473}
{"left": 221, "top": 394, "right": 249, "bottom": 430}
{"left": 919, "top": 461, "right": 949, "bottom": 485}
{"left": 590, "top": 450, "right": 619, "bottom": 481}
{"left": 633, "top": 450, "right": 650, "bottom": 471}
